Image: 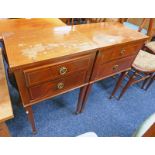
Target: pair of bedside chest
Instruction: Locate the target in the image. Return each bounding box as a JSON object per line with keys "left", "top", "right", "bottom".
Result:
{"left": 1, "top": 21, "right": 148, "bottom": 133}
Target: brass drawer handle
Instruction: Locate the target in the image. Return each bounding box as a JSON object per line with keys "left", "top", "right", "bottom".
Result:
{"left": 59, "top": 66, "right": 68, "bottom": 75}
{"left": 57, "top": 82, "right": 64, "bottom": 89}
{"left": 113, "top": 65, "right": 119, "bottom": 70}
{"left": 120, "top": 49, "right": 125, "bottom": 55}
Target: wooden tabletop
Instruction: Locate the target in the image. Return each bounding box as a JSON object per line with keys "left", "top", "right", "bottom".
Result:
{"left": 2, "top": 26, "right": 98, "bottom": 70}
{"left": 2, "top": 22, "right": 148, "bottom": 71}
{"left": 74, "top": 22, "right": 148, "bottom": 48}
{"left": 0, "top": 18, "right": 66, "bottom": 39}
{"left": 0, "top": 49, "right": 13, "bottom": 123}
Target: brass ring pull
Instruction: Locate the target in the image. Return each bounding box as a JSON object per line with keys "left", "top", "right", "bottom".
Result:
{"left": 113, "top": 65, "right": 119, "bottom": 70}
{"left": 57, "top": 82, "right": 64, "bottom": 89}
{"left": 120, "top": 49, "right": 125, "bottom": 55}
{"left": 59, "top": 66, "right": 68, "bottom": 75}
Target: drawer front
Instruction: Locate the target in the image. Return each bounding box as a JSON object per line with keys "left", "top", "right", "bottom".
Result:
{"left": 93, "top": 55, "right": 136, "bottom": 80}
{"left": 24, "top": 54, "right": 92, "bottom": 87}
{"left": 28, "top": 71, "right": 87, "bottom": 100}
{"left": 100, "top": 43, "right": 142, "bottom": 64}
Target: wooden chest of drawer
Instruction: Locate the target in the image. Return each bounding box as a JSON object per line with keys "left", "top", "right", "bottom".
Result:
{"left": 29, "top": 70, "right": 87, "bottom": 100}
{"left": 92, "top": 55, "right": 136, "bottom": 81}
{"left": 90, "top": 42, "right": 143, "bottom": 82}
{"left": 24, "top": 54, "right": 92, "bottom": 87}
{"left": 99, "top": 42, "right": 143, "bottom": 64}
{"left": 14, "top": 52, "right": 96, "bottom": 106}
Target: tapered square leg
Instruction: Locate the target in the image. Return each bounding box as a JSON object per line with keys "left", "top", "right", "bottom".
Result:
{"left": 80, "top": 83, "right": 93, "bottom": 113}
{"left": 76, "top": 86, "right": 88, "bottom": 114}
{"left": 25, "top": 106, "right": 37, "bottom": 134}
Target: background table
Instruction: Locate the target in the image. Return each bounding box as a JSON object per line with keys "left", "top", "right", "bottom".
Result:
{"left": 0, "top": 49, "right": 13, "bottom": 137}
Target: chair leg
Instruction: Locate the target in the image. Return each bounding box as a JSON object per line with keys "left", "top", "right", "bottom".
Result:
{"left": 145, "top": 75, "right": 155, "bottom": 90}
{"left": 80, "top": 83, "right": 93, "bottom": 113}
{"left": 109, "top": 71, "right": 127, "bottom": 99}
{"left": 76, "top": 86, "right": 87, "bottom": 114}
{"left": 118, "top": 71, "right": 137, "bottom": 100}
{"left": 141, "top": 78, "right": 150, "bottom": 89}
{"left": 25, "top": 106, "right": 37, "bottom": 134}
{"left": 141, "top": 73, "right": 154, "bottom": 89}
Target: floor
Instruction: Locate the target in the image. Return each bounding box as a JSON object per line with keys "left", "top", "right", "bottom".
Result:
{"left": 6, "top": 73, "right": 155, "bottom": 137}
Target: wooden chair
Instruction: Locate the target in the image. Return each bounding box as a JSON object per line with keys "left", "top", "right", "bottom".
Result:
{"left": 87, "top": 18, "right": 124, "bottom": 24}
{"left": 138, "top": 19, "right": 155, "bottom": 90}
{"left": 105, "top": 18, "right": 124, "bottom": 23}
{"left": 142, "top": 19, "right": 155, "bottom": 54}
{"left": 87, "top": 18, "right": 105, "bottom": 23}
{"left": 61, "top": 18, "right": 124, "bottom": 25}
{"left": 110, "top": 19, "right": 155, "bottom": 99}
{"left": 119, "top": 50, "right": 155, "bottom": 99}
{"left": 61, "top": 18, "right": 88, "bottom": 25}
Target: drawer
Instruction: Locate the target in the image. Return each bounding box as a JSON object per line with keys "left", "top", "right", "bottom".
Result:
{"left": 93, "top": 55, "right": 136, "bottom": 80}
{"left": 24, "top": 54, "right": 93, "bottom": 87}
{"left": 28, "top": 70, "right": 87, "bottom": 100}
{"left": 99, "top": 43, "right": 142, "bottom": 64}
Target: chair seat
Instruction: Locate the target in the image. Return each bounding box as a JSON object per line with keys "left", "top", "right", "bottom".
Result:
{"left": 145, "top": 41, "right": 155, "bottom": 53}
{"left": 133, "top": 50, "right": 155, "bottom": 72}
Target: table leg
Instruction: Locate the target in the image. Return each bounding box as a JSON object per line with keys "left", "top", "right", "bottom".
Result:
{"left": 25, "top": 106, "right": 37, "bottom": 134}
{"left": 80, "top": 83, "right": 93, "bottom": 113}
{"left": 76, "top": 86, "right": 88, "bottom": 114}
{"left": 0, "top": 122, "right": 11, "bottom": 137}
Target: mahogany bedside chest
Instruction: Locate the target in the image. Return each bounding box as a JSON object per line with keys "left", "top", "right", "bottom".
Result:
{"left": 2, "top": 26, "right": 98, "bottom": 133}
{"left": 74, "top": 22, "right": 148, "bottom": 113}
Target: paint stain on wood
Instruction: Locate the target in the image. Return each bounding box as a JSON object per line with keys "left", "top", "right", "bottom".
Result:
{"left": 21, "top": 42, "right": 94, "bottom": 59}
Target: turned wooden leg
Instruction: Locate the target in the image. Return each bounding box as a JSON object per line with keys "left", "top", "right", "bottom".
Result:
{"left": 25, "top": 106, "right": 37, "bottom": 134}
{"left": 80, "top": 83, "right": 93, "bottom": 113}
{"left": 118, "top": 71, "right": 137, "bottom": 100}
{"left": 76, "top": 86, "right": 88, "bottom": 114}
{"left": 0, "top": 122, "right": 11, "bottom": 137}
{"left": 145, "top": 75, "right": 155, "bottom": 90}
{"left": 109, "top": 71, "right": 127, "bottom": 99}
